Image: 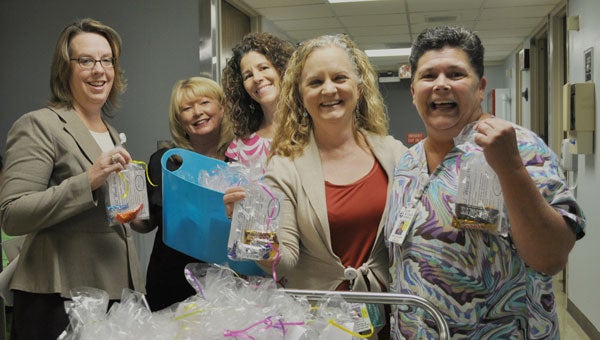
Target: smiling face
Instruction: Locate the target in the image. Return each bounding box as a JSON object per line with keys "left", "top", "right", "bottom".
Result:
{"left": 299, "top": 46, "right": 360, "bottom": 129}
{"left": 68, "top": 32, "right": 114, "bottom": 115}
{"left": 178, "top": 94, "right": 224, "bottom": 139}
{"left": 240, "top": 51, "right": 281, "bottom": 111}
{"left": 411, "top": 46, "right": 486, "bottom": 138}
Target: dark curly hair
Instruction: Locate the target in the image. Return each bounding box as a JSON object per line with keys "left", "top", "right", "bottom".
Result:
{"left": 221, "top": 32, "right": 294, "bottom": 138}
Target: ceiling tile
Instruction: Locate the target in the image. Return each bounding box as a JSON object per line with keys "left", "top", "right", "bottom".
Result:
{"left": 232, "top": 0, "right": 565, "bottom": 71}
{"left": 257, "top": 4, "right": 334, "bottom": 20}
{"left": 275, "top": 17, "right": 343, "bottom": 31}
{"left": 339, "top": 13, "right": 407, "bottom": 27}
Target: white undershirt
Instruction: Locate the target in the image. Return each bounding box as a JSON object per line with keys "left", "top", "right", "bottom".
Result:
{"left": 90, "top": 130, "right": 115, "bottom": 152}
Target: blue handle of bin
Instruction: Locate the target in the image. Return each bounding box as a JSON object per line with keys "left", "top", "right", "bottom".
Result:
{"left": 161, "top": 147, "right": 227, "bottom": 185}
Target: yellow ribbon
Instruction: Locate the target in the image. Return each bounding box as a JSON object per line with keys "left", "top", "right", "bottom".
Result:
{"left": 327, "top": 318, "right": 374, "bottom": 339}
{"left": 131, "top": 160, "right": 158, "bottom": 187}
{"left": 116, "top": 160, "right": 156, "bottom": 199}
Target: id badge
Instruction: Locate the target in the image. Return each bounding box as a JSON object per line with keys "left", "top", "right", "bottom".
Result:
{"left": 347, "top": 303, "right": 372, "bottom": 335}
{"left": 389, "top": 206, "right": 417, "bottom": 245}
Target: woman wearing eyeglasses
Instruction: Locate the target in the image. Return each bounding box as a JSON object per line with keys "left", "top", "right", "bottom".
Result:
{"left": 0, "top": 18, "right": 144, "bottom": 340}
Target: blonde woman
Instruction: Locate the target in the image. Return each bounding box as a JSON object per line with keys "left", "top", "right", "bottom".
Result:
{"left": 131, "top": 76, "right": 233, "bottom": 311}
{"left": 262, "top": 35, "right": 406, "bottom": 338}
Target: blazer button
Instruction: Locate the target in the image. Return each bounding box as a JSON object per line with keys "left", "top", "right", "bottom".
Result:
{"left": 344, "top": 267, "right": 358, "bottom": 281}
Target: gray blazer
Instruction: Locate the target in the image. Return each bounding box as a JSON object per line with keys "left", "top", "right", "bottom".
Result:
{"left": 0, "top": 107, "right": 144, "bottom": 299}
{"left": 263, "top": 130, "right": 406, "bottom": 292}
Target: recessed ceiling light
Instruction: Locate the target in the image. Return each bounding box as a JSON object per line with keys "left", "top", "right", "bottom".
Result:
{"left": 328, "top": 0, "right": 378, "bottom": 3}
{"left": 365, "top": 48, "right": 412, "bottom": 57}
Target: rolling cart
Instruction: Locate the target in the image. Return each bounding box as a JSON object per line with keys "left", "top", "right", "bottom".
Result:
{"left": 284, "top": 289, "right": 450, "bottom": 339}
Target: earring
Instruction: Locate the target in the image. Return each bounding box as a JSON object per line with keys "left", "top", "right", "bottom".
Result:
{"left": 298, "top": 110, "right": 309, "bottom": 126}
{"left": 249, "top": 101, "right": 255, "bottom": 113}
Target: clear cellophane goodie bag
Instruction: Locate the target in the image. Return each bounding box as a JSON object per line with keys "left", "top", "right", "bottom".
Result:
{"left": 227, "top": 180, "right": 282, "bottom": 261}
{"left": 453, "top": 123, "right": 509, "bottom": 236}
{"left": 105, "top": 163, "right": 149, "bottom": 224}
{"left": 199, "top": 162, "right": 282, "bottom": 262}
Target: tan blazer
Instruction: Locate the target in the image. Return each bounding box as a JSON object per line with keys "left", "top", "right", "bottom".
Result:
{"left": 0, "top": 107, "right": 144, "bottom": 299}
{"left": 263, "top": 130, "right": 406, "bottom": 292}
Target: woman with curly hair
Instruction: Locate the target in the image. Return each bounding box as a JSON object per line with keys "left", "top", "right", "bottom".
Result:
{"left": 221, "top": 32, "right": 294, "bottom": 167}
{"left": 250, "top": 34, "right": 405, "bottom": 338}
{"left": 266, "top": 32, "right": 406, "bottom": 291}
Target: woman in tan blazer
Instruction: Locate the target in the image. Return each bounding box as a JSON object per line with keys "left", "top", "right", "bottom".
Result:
{"left": 0, "top": 18, "right": 144, "bottom": 340}
{"left": 264, "top": 33, "right": 407, "bottom": 290}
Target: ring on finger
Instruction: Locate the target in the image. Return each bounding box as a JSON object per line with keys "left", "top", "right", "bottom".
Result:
{"left": 111, "top": 154, "right": 119, "bottom": 163}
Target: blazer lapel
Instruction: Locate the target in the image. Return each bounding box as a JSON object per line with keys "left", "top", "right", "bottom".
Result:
{"left": 52, "top": 107, "right": 112, "bottom": 166}
{"left": 294, "top": 132, "right": 333, "bottom": 248}
{"left": 363, "top": 130, "right": 396, "bottom": 249}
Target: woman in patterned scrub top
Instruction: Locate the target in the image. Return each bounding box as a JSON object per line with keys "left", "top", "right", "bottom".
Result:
{"left": 385, "top": 26, "right": 586, "bottom": 339}
{"left": 221, "top": 32, "right": 294, "bottom": 167}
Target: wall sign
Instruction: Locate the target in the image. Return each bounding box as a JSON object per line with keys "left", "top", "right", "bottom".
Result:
{"left": 406, "top": 132, "right": 425, "bottom": 144}
{"left": 518, "top": 48, "right": 530, "bottom": 71}
{"left": 584, "top": 47, "right": 593, "bottom": 82}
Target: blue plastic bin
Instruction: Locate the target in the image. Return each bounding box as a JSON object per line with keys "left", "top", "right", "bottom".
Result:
{"left": 161, "top": 148, "right": 263, "bottom": 276}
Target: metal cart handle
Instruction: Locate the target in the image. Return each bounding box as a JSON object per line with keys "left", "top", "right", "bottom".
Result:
{"left": 283, "top": 289, "right": 450, "bottom": 340}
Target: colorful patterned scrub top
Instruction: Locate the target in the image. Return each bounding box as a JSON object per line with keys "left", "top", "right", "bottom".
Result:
{"left": 225, "top": 132, "right": 271, "bottom": 168}
{"left": 385, "top": 122, "right": 585, "bottom": 339}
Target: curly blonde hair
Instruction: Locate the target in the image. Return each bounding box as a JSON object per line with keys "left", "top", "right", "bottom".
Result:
{"left": 270, "top": 34, "right": 388, "bottom": 160}
{"left": 168, "top": 77, "right": 233, "bottom": 156}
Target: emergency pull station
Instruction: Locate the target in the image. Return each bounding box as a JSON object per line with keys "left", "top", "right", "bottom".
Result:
{"left": 562, "top": 82, "right": 595, "bottom": 154}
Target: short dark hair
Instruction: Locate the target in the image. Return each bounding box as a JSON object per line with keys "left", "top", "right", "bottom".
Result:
{"left": 409, "top": 26, "right": 484, "bottom": 81}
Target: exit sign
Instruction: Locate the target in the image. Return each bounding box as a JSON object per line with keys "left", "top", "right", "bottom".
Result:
{"left": 406, "top": 132, "right": 425, "bottom": 144}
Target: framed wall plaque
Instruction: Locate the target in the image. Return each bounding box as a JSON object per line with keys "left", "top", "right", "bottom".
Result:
{"left": 584, "top": 47, "right": 593, "bottom": 82}
{"left": 518, "top": 48, "right": 530, "bottom": 71}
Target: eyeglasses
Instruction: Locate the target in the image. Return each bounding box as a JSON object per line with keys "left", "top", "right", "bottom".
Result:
{"left": 70, "top": 57, "right": 115, "bottom": 69}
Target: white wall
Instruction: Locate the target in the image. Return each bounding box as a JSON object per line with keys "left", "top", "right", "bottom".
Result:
{"left": 498, "top": 1, "right": 599, "bottom": 333}
{"left": 504, "top": 53, "right": 519, "bottom": 125}
{"left": 567, "top": 0, "right": 600, "bottom": 331}
{"left": 483, "top": 64, "right": 509, "bottom": 113}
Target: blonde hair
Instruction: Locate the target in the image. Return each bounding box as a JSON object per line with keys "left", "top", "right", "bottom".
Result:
{"left": 271, "top": 34, "right": 388, "bottom": 160}
{"left": 168, "top": 77, "right": 233, "bottom": 156}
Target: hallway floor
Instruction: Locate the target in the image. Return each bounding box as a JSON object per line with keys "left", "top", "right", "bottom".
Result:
{"left": 556, "top": 276, "right": 591, "bottom": 339}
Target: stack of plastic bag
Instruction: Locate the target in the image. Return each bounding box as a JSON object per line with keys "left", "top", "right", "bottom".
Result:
{"left": 59, "top": 263, "right": 371, "bottom": 339}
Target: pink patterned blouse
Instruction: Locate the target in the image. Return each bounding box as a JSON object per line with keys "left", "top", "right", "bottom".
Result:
{"left": 225, "top": 132, "right": 271, "bottom": 167}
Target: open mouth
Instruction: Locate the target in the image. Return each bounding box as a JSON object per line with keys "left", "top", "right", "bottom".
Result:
{"left": 88, "top": 81, "right": 106, "bottom": 88}
{"left": 321, "top": 100, "right": 342, "bottom": 107}
{"left": 193, "top": 118, "right": 209, "bottom": 127}
{"left": 430, "top": 100, "right": 457, "bottom": 109}
{"left": 256, "top": 84, "right": 273, "bottom": 95}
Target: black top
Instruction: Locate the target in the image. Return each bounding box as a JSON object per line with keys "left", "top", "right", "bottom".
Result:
{"left": 144, "top": 147, "right": 200, "bottom": 311}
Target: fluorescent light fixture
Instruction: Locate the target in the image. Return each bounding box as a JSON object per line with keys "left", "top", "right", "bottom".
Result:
{"left": 365, "top": 48, "right": 412, "bottom": 57}
{"left": 328, "top": 0, "right": 378, "bottom": 3}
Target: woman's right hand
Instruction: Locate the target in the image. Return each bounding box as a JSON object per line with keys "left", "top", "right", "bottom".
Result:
{"left": 223, "top": 186, "right": 246, "bottom": 219}
{"left": 88, "top": 146, "right": 131, "bottom": 191}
